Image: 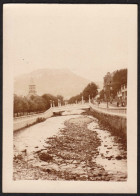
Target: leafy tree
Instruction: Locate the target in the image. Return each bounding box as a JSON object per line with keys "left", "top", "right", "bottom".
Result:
{"left": 111, "top": 69, "right": 127, "bottom": 97}
{"left": 22, "top": 96, "right": 29, "bottom": 114}
{"left": 83, "top": 82, "right": 98, "bottom": 101}
{"left": 68, "top": 82, "right": 98, "bottom": 103}
{"left": 99, "top": 89, "right": 105, "bottom": 100}
{"left": 42, "top": 94, "right": 51, "bottom": 109}
{"left": 14, "top": 94, "right": 24, "bottom": 116}
{"left": 68, "top": 93, "right": 82, "bottom": 104}
{"left": 32, "top": 96, "right": 46, "bottom": 112}
{"left": 14, "top": 93, "right": 63, "bottom": 117}
{"left": 28, "top": 99, "right": 36, "bottom": 113}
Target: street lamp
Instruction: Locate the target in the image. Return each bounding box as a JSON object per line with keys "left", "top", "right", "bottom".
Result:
{"left": 50, "top": 100, "right": 52, "bottom": 108}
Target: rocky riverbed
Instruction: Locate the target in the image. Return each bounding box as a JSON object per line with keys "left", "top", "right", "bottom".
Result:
{"left": 13, "top": 111, "right": 127, "bottom": 181}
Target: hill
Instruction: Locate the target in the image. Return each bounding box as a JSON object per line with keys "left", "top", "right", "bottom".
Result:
{"left": 14, "top": 68, "right": 93, "bottom": 99}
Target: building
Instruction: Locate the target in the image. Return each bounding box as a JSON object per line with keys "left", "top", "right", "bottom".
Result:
{"left": 28, "top": 78, "right": 37, "bottom": 97}
{"left": 117, "top": 84, "right": 127, "bottom": 106}
{"left": 104, "top": 72, "right": 112, "bottom": 87}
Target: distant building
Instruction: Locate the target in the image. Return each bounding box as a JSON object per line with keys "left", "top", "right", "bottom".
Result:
{"left": 117, "top": 84, "right": 127, "bottom": 106}
{"left": 28, "top": 78, "right": 37, "bottom": 97}
{"left": 104, "top": 72, "right": 112, "bottom": 87}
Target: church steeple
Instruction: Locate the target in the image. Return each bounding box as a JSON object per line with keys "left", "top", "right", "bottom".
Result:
{"left": 28, "top": 77, "right": 37, "bottom": 97}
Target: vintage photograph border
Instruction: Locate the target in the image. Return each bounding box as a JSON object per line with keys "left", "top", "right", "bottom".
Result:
{"left": 1, "top": 0, "right": 139, "bottom": 195}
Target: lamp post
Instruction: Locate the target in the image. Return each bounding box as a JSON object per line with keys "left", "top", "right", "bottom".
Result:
{"left": 50, "top": 100, "right": 52, "bottom": 108}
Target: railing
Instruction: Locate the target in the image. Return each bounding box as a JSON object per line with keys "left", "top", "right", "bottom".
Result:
{"left": 52, "top": 103, "right": 90, "bottom": 112}
{"left": 90, "top": 103, "right": 127, "bottom": 115}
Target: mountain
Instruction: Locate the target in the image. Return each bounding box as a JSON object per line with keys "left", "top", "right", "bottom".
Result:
{"left": 14, "top": 68, "right": 94, "bottom": 99}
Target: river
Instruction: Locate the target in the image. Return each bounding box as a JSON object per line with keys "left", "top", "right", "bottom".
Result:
{"left": 13, "top": 109, "right": 127, "bottom": 181}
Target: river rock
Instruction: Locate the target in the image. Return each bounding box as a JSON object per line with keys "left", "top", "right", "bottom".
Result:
{"left": 39, "top": 151, "right": 53, "bottom": 162}
{"left": 115, "top": 155, "right": 122, "bottom": 160}
{"left": 107, "top": 147, "right": 112, "bottom": 149}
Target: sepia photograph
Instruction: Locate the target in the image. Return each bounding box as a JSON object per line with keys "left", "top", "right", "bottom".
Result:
{"left": 3, "top": 4, "right": 137, "bottom": 193}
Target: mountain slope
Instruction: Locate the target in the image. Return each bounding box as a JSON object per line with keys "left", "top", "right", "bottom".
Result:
{"left": 14, "top": 69, "right": 92, "bottom": 99}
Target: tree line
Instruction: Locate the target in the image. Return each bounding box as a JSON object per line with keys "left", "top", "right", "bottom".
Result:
{"left": 14, "top": 94, "right": 64, "bottom": 117}
{"left": 99, "top": 68, "right": 127, "bottom": 100}
{"left": 14, "top": 69, "right": 127, "bottom": 116}
{"left": 68, "top": 69, "right": 127, "bottom": 104}
{"left": 68, "top": 82, "right": 98, "bottom": 104}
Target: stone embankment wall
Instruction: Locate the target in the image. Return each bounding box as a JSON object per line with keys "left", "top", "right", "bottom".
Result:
{"left": 90, "top": 107, "right": 127, "bottom": 135}
{"left": 14, "top": 108, "right": 53, "bottom": 131}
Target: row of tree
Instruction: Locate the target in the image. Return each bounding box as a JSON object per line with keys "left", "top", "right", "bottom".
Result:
{"left": 68, "top": 82, "right": 98, "bottom": 104}
{"left": 14, "top": 94, "right": 64, "bottom": 117}
{"left": 68, "top": 69, "right": 127, "bottom": 104}
{"left": 99, "top": 69, "right": 127, "bottom": 100}
{"left": 14, "top": 69, "right": 127, "bottom": 116}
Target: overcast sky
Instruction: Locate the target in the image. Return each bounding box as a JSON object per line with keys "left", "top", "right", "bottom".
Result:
{"left": 4, "top": 4, "right": 134, "bottom": 82}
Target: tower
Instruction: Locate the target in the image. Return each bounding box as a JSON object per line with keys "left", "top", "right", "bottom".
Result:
{"left": 28, "top": 77, "right": 37, "bottom": 97}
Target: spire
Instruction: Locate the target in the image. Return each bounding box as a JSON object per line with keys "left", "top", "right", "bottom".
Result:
{"left": 28, "top": 77, "right": 37, "bottom": 97}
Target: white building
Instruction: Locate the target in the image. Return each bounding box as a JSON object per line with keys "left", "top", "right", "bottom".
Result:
{"left": 117, "top": 84, "right": 127, "bottom": 106}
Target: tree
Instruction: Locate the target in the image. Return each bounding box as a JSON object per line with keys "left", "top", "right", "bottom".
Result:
{"left": 32, "top": 96, "right": 46, "bottom": 112}
{"left": 68, "top": 82, "right": 98, "bottom": 103}
{"left": 99, "top": 89, "right": 105, "bottom": 100}
{"left": 28, "top": 99, "right": 36, "bottom": 113}
{"left": 14, "top": 94, "right": 24, "bottom": 116}
{"left": 112, "top": 69, "right": 127, "bottom": 97}
{"left": 68, "top": 93, "right": 82, "bottom": 104}
{"left": 42, "top": 93, "right": 60, "bottom": 108}
{"left": 83, "top": 82, "right": 98, "bottom": 101}
{"left": 22, "top": 96, "right": 29, "bottom": 114}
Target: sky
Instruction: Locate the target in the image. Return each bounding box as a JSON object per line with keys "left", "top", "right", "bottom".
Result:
{"left": 3, "top": 4, "right": 133, "bottom": 82}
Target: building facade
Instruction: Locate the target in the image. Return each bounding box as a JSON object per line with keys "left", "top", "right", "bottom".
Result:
{"left": 117, "top": 84, "right": 127, "bottom": 106}
{"left": 28, "top": 78, "right": 37, "bottom": 97}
